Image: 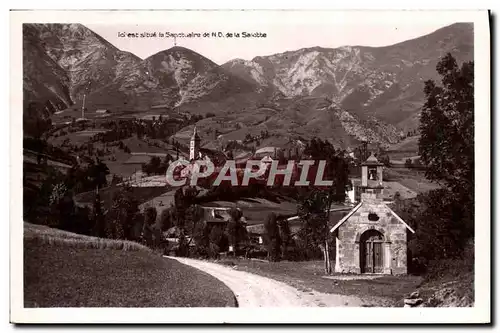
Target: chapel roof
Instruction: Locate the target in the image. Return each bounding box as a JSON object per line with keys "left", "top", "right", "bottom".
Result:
{"left": 329, "top": 201, "right": 415, "bottom": 234}
{"left": 362, "top": 152, "right": 384, "bottom": 166}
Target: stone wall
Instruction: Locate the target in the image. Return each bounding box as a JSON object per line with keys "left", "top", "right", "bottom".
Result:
{"left": 334, "top": 194, "right": 408, "bottom": 275}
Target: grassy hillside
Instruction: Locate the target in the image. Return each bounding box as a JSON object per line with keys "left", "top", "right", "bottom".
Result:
{"left": 384, "top": 168, "right": 441, "bottom": 193}
{"left": 74, "top": 186, "right": 170, "bottom": 211}
{"left": 24, "top": 223, "right": 237, "bottom": 307}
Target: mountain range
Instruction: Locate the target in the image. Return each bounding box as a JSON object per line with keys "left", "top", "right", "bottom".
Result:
{"left": 222, "top": 23, "right": 473, "bottom": 130}
{"left": 23, "top": 22, "right": 473, "bottom": 148}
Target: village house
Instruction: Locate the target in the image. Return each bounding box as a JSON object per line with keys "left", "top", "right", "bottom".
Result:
{"left": 330, "top": 154, "right": 415, "bottom": 275}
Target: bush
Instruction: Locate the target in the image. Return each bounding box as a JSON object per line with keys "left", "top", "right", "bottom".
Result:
{"left": 264, "top": 213, "right": 281, "bottom": 261}
{"left": 394, "top": 188, "right": 473, "bottom": 275}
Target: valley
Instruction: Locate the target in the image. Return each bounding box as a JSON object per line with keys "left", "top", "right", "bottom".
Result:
{"left": 19, "top": 19, "right": 475, "bottom": 312}
{"left": 24, "top": 22, "right": 473, "bottom": 152}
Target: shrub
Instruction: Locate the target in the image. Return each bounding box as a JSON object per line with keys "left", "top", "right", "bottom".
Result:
{"left": 264, "top": 212, "right": 281, "bottom": 261}
{"left": 394, "top": 188, "right": 473, "bottom": 275}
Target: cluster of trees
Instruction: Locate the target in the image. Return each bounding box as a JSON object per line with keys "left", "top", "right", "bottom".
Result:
{"left": 23, "top": 102, "right": 53, "bottom": 139}
{"left": 64, "top": 157, "right": 110, "bottom": 193}
{"left": 24, "top": 137, "right": 77, "bottom": 166}
{"left": 303, "top": 138, "right": 351, "bottom": 202}
{"left": 141, "top": 155, "right": 173, "bottom": 176}
{"left": 406, "top": 129, "right": 419, "bottom": 137}
{"left": 404, "top": 157, "right": 423, "bottom": 168}
{"left": 92, "top": 114, "right": 203, "bottom": 144}
{"left": 378, "top": 153, "right": 391, "bottom": 167}
{"left": 24, "top": 156, "right": 110, "bottom": 234}
{"left": 261, "top": 193, "right": 345, "bottom": 265}
{"left": 394, "top": 53, "right": 474, "bottom": 273}
{"left": 243, "top": 130, "right": 270, "bottom": 145}
{"left": 253, "top": 138, "right": 352, "bottom": 270}
{"left": 352, "top": 141, "right": 390, "bottom": 167}
{"left": 117, "top": 141, "right": 132, "bottom": 153}
{"left": 224, "top": 140, "right": 253, "bottom": 153}
{"left": 353, "top": 141, "right": 370, "bottom": 163}
{"left": 191, "top": 207, "right": 249, "bottom": 259}
{"left": 145, "top": 187, "right": 250, "bottom": 258}
{"left": 263, "top": 213, "right": 295, "bottom": 261}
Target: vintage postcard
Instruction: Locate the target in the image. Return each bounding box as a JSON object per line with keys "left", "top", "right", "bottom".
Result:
{"left": 10, "top": 9, "right": 490, "bottom": 324}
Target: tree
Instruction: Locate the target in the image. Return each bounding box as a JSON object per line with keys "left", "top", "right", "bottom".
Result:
{"left": 88, "top": 157, "right": 110, "bottom": 192}
{"left": 277, "top": 150, "right": 287, "bottom": 164}
{"left": 208, "top": 226, "right": 226, "bottom": 257}
{"left": 160, "top": 154, "right": 173, "bottom": 174}
{"left": 300, "top": 138, "right": 350, "bottom": 273}
{"left": 144, "top": 206, "right": 158, "bottom": 226}
{"left": 394, "top": 188, "right": 474, "bottom": 269}
{"left": 142, "top": 156, "right": 162, "bottom": 175}
{"left": 377, "top": 147, "right": 391, "bottom": 167}
{"left": 173, "top": 186, "right": 200, "bottom": 230}
{"left": 48, "top": 182, "right": 76, "bottom": 231}
{"left": 297, "top": 189, "right": 330, "bottom": 267}
{"left": 106, "top": 185, "right": 141, "bottom": 240}
{"left": 92, "top": 192, "right": 106, "bottom": 237}
{"left": 353, "top": 141, "right": 369, "bottom": 163}
{"left": 23, "top": 102, "right": 52, "bottom": 139}
{"left": 142, "top": 206, "right": 158, "bottom": 246}
{"left": 390, "top": 53, "right": 475, "bottom": 274}
{"left": 278, "top": 217, "right": 291, "bottom": 259}
{"left": 264, "top": 212, "right": 281, "bottom": 261}
{"left": 405, "top": 158, "right": 413, "bottom": 168}
{"left": 419, "top": 53, "right": 474, "bottom": 198}
{"left": 226, "top": 208, "right": 248, "bottom": 254}
{"left": 159, "top": 207, "right": 174, "bottom": 232}
{"left": 185, "top": 204, "right": 205, "bottom": 247}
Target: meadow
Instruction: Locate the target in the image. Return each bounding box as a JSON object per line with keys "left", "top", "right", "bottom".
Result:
{"left": 23, "top": 223, "right": 237, "bottom": 307}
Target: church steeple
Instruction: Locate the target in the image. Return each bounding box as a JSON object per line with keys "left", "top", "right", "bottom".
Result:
{"left": 190, "top": 126, "right": 201, "bottom": 161}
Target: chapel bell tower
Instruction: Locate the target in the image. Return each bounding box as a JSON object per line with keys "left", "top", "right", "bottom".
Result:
{"left": 360, "top": 153, "right": 384, "bottom": 199}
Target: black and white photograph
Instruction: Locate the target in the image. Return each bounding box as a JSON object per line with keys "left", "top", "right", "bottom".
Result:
{"left": 9, "top": 9, "right": 490, "bottom": 324}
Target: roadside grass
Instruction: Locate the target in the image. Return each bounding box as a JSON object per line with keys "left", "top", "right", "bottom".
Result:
{"left": 215, "top": 258, "right": 423, "bottom": 306}
{"left": 24, "top": 223, "right": 237, "bottom": 307}
{"left": 24, "top": 223, "right": 150, "bottom": 252}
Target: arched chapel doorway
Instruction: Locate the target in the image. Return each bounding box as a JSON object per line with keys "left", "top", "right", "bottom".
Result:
{"left": 360, "top": 229, "right": 384, "bottom": 273}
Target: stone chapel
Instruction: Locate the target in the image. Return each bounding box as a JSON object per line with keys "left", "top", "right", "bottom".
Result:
{"left": 330, "top": 153, "right": 415, "bottom": 275}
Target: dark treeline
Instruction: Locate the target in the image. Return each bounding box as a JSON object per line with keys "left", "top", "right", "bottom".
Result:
{"left": 92, "top": 114, "right": 204, "bottom": 143}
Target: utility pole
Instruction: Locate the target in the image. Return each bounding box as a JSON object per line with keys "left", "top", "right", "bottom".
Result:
{"left": 324, "top": 190, "right": 333, "bottom": 274}
{"left": 82, "top": 94, "right": 86, "bottom": 120}
{"left": 82, "top": 81, "right": 90, "bottom": 120}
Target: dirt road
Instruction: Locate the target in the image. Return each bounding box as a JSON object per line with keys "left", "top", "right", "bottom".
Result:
{"left": 167, "top": 256, "right": 365, "bottom": 307}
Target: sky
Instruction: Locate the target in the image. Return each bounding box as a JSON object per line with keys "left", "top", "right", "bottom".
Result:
{"left": 82, "top": 11, "right": 466, "bottom": 65}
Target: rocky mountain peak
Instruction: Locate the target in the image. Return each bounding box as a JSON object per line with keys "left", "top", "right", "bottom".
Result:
{"left": 222, "top": 23, "right": 473, "bottom": 131}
